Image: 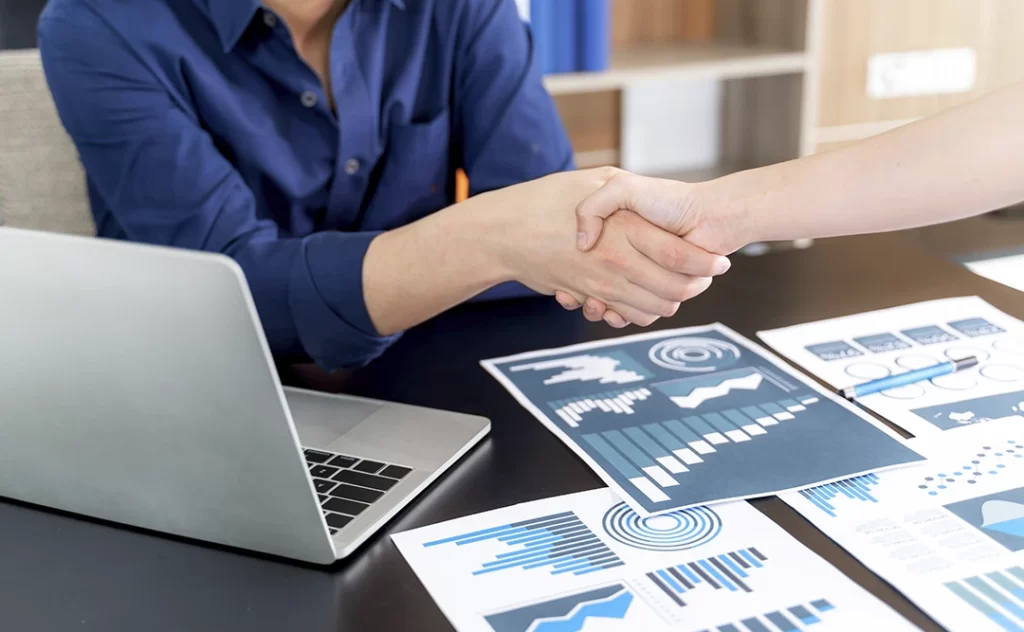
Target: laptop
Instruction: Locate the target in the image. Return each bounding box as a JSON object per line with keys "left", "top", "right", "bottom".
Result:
{"left": 0, "top": 227, "right": 489, "bottom": 564}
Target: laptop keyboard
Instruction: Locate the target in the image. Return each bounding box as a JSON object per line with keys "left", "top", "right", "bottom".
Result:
{"left": 303, "top": 448, "right": 412, "bottom": 535}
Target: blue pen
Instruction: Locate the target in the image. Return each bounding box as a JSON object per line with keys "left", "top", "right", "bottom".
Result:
{"left": 839, "top": 355, "right": 979, "bottom": 400}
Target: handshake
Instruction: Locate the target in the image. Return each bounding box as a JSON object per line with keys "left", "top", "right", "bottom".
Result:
{"left": 483, "top": 166, "right": 749, "bottom": 330}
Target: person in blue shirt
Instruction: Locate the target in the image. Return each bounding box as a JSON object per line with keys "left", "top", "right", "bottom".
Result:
{"left": 38, "top": 0, "right": 730, "bottom": 370}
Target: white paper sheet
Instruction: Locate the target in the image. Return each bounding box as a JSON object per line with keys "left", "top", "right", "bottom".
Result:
{"left": 758, "top": 297, "right": 1024, "bottom": 437}
{"left": 481, "top": 324, "right": 922, "bottom": 517}
{"left": 392, "top": 488, "right": 915, "bottom": 631}
{"left": 780, "top": 417, "right": 1024, "bottom": 632}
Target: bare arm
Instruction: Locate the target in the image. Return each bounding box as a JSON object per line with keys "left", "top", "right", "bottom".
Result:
{"left": 365, "top": 169, "right": 731, "bottom": 336}
{"left": 575, "top": 79, "right": 1024, "bottom": 255}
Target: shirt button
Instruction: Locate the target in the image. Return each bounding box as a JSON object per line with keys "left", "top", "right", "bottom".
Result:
{"left": 263, "top": 11, "right": 278, "bottom": 27}
{"left": 300, "top": 91, "right": 317, "bottom": 108}
{"left": 344, "top": 158, "right": 361, "bottom": 175}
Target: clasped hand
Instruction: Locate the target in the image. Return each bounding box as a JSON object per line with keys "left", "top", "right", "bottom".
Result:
{"left": 489, "top": 167, "right": 733, "bottom": 328}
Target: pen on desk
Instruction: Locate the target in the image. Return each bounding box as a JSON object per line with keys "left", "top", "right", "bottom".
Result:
{"left": 839, "top": 355, "right": 979, "bottom": 400}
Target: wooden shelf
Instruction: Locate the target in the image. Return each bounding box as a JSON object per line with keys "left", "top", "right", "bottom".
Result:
{"left": 543, "top": 43, "right": 809, "bottom": 95}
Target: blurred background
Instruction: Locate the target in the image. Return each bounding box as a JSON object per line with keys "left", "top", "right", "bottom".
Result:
{"left": 3, "top": 0, "right": 1024, "bottom": 287}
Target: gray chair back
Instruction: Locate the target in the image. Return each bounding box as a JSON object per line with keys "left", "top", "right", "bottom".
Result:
{"left": 0, "top": 49, "right": 96, "bottom": 236}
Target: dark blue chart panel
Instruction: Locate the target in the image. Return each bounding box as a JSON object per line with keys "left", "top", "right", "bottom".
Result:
{"left": 486, "top": 325, "right": 924, "bottom": 514}
{"left": 946, "top": 487, "right": 1024, "bottom": 553}
{"left": 912, "top": 390, "right": 1024, "bottom": 431}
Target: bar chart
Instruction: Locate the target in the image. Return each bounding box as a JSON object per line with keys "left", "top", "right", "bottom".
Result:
{"left": 945, "top": 567, "right": 1024, "bottom": 632}
{"left": 422, "top": 510, "right": 623, "bottom": 577}
{"left": 645, "top": 547, "right": 768, "bottom": 606}
{"left": 695, "top": 599, "right": 837, "bottom": 632}
{"left": 799, "top": 474, "right": 882, "bottom": 518}
{"left": 580, "top": 390, "right": 823, "bottom": 504}
{"left": 509, "top": 351, "right": 651, "bottom": 386}
{"left": 548, "top": 387, "right": 652, "bottom": 427}
{"left": 485, "top": 324, "right": 925, "bottom": 514}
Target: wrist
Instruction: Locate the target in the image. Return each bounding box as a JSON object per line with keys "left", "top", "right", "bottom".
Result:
{"left": 441, "top": 192, "right": 518, "bottom": 286}
{"left": 691, "top": 176, "right": 756, "bottom": 254}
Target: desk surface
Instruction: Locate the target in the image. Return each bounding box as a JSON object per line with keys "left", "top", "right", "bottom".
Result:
{"left": 3, "top": 231, "right": 1024, "bottom": 632}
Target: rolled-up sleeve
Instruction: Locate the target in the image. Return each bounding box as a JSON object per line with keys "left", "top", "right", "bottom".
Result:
{"left": 38, "top": 10, "right": 397, "bottom": 370}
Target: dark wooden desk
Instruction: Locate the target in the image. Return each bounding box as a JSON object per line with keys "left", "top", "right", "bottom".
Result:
{"left": 3, "top": 232, "right": 1022, "bottom": 632}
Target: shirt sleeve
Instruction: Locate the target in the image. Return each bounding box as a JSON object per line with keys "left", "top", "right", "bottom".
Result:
{"left": 453, "top": 0, "right": 577, "bottom": 302}
{"left": 37, "top": 10, "right": 398, "bottom": 370}
{"left": 454, "top": 0, "right": 575, "bottom": 191}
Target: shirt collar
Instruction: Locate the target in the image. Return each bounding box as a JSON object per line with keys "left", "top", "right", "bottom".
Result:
{"left": 203, "top": 0, "right": 405, "bottom": 53}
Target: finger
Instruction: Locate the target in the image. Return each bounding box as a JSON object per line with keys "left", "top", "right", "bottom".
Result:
{"left": 603, "top": 310, "right": 629, "bottom": 328}
{"left": 603, "top": 299, "right": 665, "bottom": 328}
{"left": 627, "top": 224, "right": 731, "bottom": 277}
{"left": 575, "top": 173, "right": 635, "bottom": 251}
{"left": 582, "top": 296, "right": 609, "bottom": 323}
{"left": 591, "top": 273, "right": 682, "bottom": 319}
{"left": 555, "top": 290, "right": 582, "bottom": 310}
{"left": 607, "top": 245, "right": 717, "bottom": 307}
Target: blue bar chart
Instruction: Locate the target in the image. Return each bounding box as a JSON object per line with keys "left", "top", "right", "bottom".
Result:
{"left": 695, "top": 599, "right": 836, "bottom": 632}
{"left": 945, "top": 567, "right": 1024, "bottom": 632}
{"left": 422, "top": 511, "right": 623, "bottom": 577}
{"left": 799, "top": 473, "right": 882, "bottom": 517}
{"left": 645, "top": 547, "right": 768, "bottom": 606}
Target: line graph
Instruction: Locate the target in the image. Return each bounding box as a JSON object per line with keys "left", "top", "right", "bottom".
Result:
{"left": 666, "top": 372, "right": 764, "bottom": 409}
{"left": 484, "top": 584, "right": 665, "bottom": 632}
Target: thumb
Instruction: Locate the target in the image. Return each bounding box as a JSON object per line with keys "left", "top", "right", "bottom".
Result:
{"left": 575, "top": 174, "right": 631, "bottom": 251}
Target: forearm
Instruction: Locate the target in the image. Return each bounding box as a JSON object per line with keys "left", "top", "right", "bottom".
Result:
{"left": 705, "top": 80, "right": 1024, "bottom": 246}
{"left": 363, "top": 192, "right": 513, "bottom": 335}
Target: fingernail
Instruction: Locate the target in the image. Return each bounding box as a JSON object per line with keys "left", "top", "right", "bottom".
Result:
{"left": 577, "top": 232, "right": 588, "bottom": 250}
{"left": 714, "top": 256, "right": 732, "bottom": 275}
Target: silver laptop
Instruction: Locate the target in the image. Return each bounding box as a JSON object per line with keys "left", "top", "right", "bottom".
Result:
{"left": 0, "top": 227, "right": 489, "bottom": 564}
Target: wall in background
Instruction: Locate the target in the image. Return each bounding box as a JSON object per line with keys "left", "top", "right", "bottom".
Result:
{"left": 0, "top": 0, "right": 45, "bottom": 50}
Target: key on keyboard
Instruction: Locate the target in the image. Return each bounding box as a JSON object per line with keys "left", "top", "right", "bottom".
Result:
{"left": 302, "top": 448, "right": 412, "bottom": 537}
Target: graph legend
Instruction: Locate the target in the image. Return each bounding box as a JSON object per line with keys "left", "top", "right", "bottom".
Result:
{"left": 423, "top": 511, "right": 623, "bottom": 577}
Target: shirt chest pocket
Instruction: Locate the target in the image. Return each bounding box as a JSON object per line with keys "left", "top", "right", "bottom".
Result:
{"left": 363, "top": 109, "right": 453, "bottom": 228}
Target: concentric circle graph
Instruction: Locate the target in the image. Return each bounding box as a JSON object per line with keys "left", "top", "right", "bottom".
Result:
{"left": 602, "top": 502, "right": 722, "bottom": 551}
{"left": 648, "top": 337, "right": 741, "bottom": 373}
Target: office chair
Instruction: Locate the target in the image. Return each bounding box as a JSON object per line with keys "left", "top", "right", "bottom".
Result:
{"left": 0, "top": 49, "right": 95, "bottom": 236}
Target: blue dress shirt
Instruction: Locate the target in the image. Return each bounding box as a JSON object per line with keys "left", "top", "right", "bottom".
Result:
{"left": 37, "top": 0, "right": 573, "bottom": 369}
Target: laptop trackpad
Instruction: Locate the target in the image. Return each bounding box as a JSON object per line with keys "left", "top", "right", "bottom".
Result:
{"left": 284, "top": 388, "right": 382, "bottom": 448}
